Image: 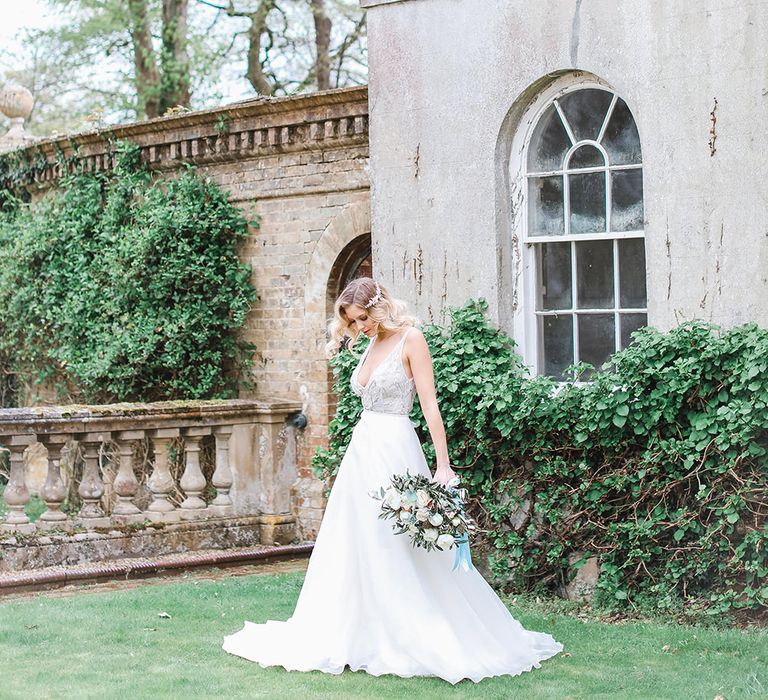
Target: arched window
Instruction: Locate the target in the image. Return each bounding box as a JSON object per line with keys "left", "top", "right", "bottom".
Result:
{"left": 522, "top": 86, "right": 646, "bottom": 379}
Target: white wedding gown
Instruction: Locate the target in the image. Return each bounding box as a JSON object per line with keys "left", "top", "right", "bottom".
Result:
{"left": 223, "top": 327, "right": 563, "bottom": 684}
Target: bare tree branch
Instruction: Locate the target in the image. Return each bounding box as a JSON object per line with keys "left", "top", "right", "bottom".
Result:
{"left": 194, "top": 0, "right": 229, "bottom": 10}
{"left": 243, "top": 0, "right": 278, "bottom": 95}
{"left": 333, "top": 12, "right": 365, "bottom": 88}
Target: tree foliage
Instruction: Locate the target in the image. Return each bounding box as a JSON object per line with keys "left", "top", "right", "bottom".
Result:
{"left": 0, "top": 141, "right": 257, "bottom": 404}
{"left": 314, "top": 300, "right": 768, "bottom": 617}
{"left": 0, "top": 0, "right": 367, "bottom": 135}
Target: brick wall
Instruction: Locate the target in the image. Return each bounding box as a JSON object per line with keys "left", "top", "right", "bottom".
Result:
{"left": 5, "top": 87, "right": 372, "bottom": 538}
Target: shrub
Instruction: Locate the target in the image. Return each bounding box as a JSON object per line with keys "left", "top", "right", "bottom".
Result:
{"left": 314, "top": 299, "right": 768, "bottom": 616}
{"left": 0, "top": 142, "right": 257, "bottom": 403}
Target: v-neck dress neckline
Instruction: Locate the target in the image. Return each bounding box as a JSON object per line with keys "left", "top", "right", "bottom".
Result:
{"left": 356, "top": 330, "right": 408, "bottom": 389}
{"left": 350, "top": 327, "right": 416, "bottom": 416}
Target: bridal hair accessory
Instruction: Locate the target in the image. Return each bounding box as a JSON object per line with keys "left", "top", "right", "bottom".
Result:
{"left": 369, "top": 472, "right": 476, "bottom": 572}
{"left": 364, "top": 282, "right": 382, "bottom": 308}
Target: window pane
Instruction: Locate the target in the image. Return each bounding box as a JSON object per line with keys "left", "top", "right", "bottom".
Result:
{"left": 579, "top": 314, "right": 615, "bottom": 369}
{"left": 569, "top": 172, "right": 606, "bottom": 234}
{"left": 601, "top": 97, "right": 642, "bottom": 165}
{"left": 537, "top": 242, "right": 572, "bottom": 310}
{"left": 540, "top": 314, "right": 574, "bottom": 379}
{"left": 558, "top": 89, "right": 614, "bottom": 142}
{"left": 568, "top": 145, "right": 605, "bottom": 170}
{"left": 569, "top": 145, "right": 605, "bottom": 169}
{"left": 529, "top": 176, "right": 564, "bottom": 235}
{"left": 576, "top": 240, "right": 614, "bottom": 308}
{"left": 528, "top": 104, "right": 571, "bottom": 171}
{"left": 620, "top": 313, "right": 647, "bottom": 349}
{"left": 611, "top": 169, "right": 644, "bottom": 231}
{"left": 618, "top": 238, "right": 647, "bottom": 307}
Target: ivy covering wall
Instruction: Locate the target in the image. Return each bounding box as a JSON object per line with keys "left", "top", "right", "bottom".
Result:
{"left": 0, "top": 142, "right": 257, "bottom": 404}
{"left": 314, "top": 300, "right": 768, "bottom": 617}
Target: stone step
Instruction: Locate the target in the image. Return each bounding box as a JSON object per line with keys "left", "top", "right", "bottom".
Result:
{"left": 0, "top": 542, "right": 313, "bottom": 596}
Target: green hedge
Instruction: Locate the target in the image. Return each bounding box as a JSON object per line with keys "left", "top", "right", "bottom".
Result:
{"left": 313, "top": 300, "right": 768, "bottom": 616}
{"left": 0, "top": 142, "right": 257, "bottom": 404}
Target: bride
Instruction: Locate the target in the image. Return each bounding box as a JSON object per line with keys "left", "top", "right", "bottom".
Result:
{"left": 223, "top": 277, "right": 563, "bottom": 684}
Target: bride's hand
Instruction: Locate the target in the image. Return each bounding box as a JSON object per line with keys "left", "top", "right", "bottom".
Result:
{"left": 432, "top": 464, "right": 458, "bottom": 486}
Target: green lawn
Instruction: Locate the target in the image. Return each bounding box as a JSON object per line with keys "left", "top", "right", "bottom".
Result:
{"left": 0, "top": 568, "right": 765, "bottom": 700}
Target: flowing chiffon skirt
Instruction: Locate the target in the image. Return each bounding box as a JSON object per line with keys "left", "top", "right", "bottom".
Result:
{"left": 223, "top": 409, "right": 563, "bottom": 685}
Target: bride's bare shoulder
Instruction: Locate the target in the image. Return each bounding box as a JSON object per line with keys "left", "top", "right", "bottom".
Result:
{"left": 404, "top": 325, "right": 428, "bottom": 351}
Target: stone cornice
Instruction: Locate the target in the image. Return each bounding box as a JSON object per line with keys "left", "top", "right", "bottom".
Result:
{"left": 1, "top": 85, "right": 369, "bottom": 188}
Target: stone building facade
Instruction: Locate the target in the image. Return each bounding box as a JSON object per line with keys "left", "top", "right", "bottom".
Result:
{"left": 361, "top": 0, "right": 768, "bottom": 377}
{"left": 3, "top": 87, "right": 372, "bottom": 538}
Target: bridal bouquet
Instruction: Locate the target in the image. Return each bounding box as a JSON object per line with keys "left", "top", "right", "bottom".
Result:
{"left": 369, "top": 472, "right": 476, "bottom": 571}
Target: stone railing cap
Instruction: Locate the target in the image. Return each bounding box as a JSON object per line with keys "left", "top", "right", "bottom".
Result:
{"left": 0, "top": 398, "right": 303, "bottom": 435}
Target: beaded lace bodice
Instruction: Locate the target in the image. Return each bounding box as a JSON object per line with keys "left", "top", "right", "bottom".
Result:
{"left": 350, "top": 327, "right": 417, "bottom": 415}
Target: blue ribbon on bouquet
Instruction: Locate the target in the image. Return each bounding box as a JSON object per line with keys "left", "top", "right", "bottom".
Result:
{"left": 452, "top": 533, "right": 474, "bottom": 572}
{"left": 445, "top": 476, "right": 475, "bottom": 572}
{"left": 451, "top": 532, "right": 475, "bottom": 571}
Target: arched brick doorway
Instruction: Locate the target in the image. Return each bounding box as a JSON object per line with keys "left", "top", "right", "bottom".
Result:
{"left": 303, "top": 201, "right": 371, "bottom": 430}
{"left": 326, "top": 232, "right": 373, "bottom": 311}
{"left": 325, "top": 232, "right": 372, "bottom": 418}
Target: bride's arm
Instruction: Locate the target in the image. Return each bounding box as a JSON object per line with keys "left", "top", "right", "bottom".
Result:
{"left": 405, "top": 328, "right": 457, "bottom": 485}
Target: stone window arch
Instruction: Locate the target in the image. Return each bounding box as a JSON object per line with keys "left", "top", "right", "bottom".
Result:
{"left": 513, "top": 79, "right": 647, "bottom": 378}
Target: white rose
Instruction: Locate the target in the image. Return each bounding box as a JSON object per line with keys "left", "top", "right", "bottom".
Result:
{"left": 428, "top": 512, "right": 444, "bottom": 526}
{"left": 383, "top": 488, "right": 402, "bottom": 509}
{"left": 408, "top": 523, "right": 419, "bottom": 533}
{"left": 436, "top": 534, "right": 456, "bottom": 550}
{"left": 423, "top": 528, "right": 439, "bottom": 542}
{"left": 399, "top": 510, "right": 415, "bottom": 524}
{"left": 451, "top": 517, "right": 461, "bottom": 526}
{"left": 416, "top": 489, "right": 431, "bottom": 507}
{"left": 415, "top": 508, "right": 430, "bottom": 522}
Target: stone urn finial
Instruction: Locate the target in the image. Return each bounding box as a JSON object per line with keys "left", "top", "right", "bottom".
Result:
{"left": 0, "top": 84, "right": 35, "bottom": 152}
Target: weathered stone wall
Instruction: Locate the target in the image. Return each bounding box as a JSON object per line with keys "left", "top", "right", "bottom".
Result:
{"left": 362, "top": 0, "right": 768, "bottom": 335}
{"left": 5, "top": 87, "right": 372, "bottom": 538}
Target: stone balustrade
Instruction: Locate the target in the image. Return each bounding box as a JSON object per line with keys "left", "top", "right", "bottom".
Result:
{"left": 0, "top": 399, "right": 305, "bottom": 572}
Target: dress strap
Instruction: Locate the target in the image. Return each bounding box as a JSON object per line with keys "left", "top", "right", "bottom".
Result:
{"left": 398, "top": 326, "right": 414, "bottom": 378}
{"left": 394, "top": 327, "right": 411, "bottom": 355}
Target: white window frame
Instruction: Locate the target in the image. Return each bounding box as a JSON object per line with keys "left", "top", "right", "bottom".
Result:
{"left": 510, "top": 75, "right": 646, "bottom": 377}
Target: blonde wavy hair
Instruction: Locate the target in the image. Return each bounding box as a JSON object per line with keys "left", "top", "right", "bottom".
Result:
{"left": 325, "top": 277, "right": 418, "bottom": 357}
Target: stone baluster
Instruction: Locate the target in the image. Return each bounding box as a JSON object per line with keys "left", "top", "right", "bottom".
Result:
{"left": 209, "top": 425, "right": 234, "bottom": 517}
{"left": 255, "top": 416, "right": 298, "bottom": 545}
{"left": 37, "top": 434, "right": 70, "bottom": 529}
{"left": 112, "top": 430, "right": 143, "bottom": 524}
{"left": 76, "top": 433, "right": 110, "bottom": 528}
{"left": 147, "top": 428, "right": 180, "bottom": 523}
{"left": 179, "top": 427, "right": 210, "bottom": 518}
{"left": 0, "top": 434, "right": 36, "bottom": 533}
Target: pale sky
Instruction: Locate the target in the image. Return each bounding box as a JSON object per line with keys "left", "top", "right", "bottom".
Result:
{"left": 0, "top": 1, "right": 55, "bottom": 44}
